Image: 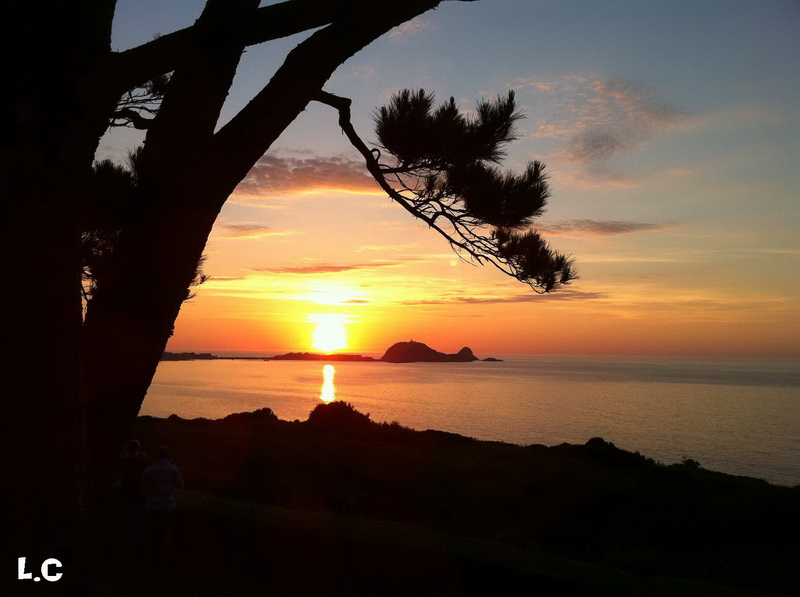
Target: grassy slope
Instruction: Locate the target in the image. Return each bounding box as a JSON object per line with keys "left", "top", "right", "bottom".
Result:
{"left": 86, "top": 403, "right": 800, "bottom": 595}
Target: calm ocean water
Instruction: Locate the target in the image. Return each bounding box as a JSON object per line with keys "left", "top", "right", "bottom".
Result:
{"left": 142, "top": 357, "right": 800, "bottom": 486}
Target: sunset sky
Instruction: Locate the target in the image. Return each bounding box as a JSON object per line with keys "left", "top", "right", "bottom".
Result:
{"left": 100, "top": 1, "right": 800, "bottom": 359}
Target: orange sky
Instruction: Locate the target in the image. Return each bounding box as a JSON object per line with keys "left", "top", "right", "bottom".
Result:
{"left": 165, "top": 183, "right": 798, "bottom": 359}
{"left": 103, "top": 2, "right": 800, "bottom": 360}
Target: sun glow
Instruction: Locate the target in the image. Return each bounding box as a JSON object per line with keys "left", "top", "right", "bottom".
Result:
{"left": 296, "top": 284, "right": 364, "bottom": 307}
{"left": 310, "top": 314, "right": 348, "bottom": 352}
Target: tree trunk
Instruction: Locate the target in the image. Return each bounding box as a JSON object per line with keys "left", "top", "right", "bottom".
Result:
{"left": 0, "top": 2, "right": 116, "bottom": 582}
{"left": 81, "top": 0, "right": 260, "bottom": 496}
{"left": 81, "top": 188, "right": 223, "bottom": 495}
{"left": 1, "top": 173, "right": 85, "bottom": 566}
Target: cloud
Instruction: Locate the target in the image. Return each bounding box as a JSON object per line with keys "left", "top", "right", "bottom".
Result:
{"left": 203, "top": 276, "right": 247, "bottom": 283}
{"left": 566, "top": 164, "right": 644, "bottom": 187}
{"left": 356, "top": 243, "right": 420, "bottom": 253}
{"left": 345, "top": 64, "right": 377, "bottom": 80}
{"left": 757, "top": 248, "right": 800, "bottom": 255}
{"left": 254, "top": 259, "right": 421, "bottom": 275}
{"left": 216, "top": 224, "right": 297, "bottom": 239}
{"left": 514, "top": 75, "right": 700, "bottom": 164}
{"left": 234, "top": 154, "right": 377, "bottom": 198}
{"left": 401, "top": 288, "right": 605, "bottom": 305}
{"left": 537, "top": 219, "right": 674, "bottom": 236}
{"left": 389, "top": 19, "right": 433, "bottom": 39}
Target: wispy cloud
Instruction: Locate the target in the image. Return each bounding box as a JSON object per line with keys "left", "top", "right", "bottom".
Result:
{"left": 389, "top": 19, "right": 433, "bottom": 39}
{"left": 401, "top": 288, "right": 605, "bottom": 305}
{"left": 356, "top": 243, "right": 420, "bottom": 253}
{"left": 215, "top": 224, "right": 298, "bottom": 239}
{"left": 233, "top": 154, "right": 377, "bottom": 198}
{"left": 203, "top": 276, "right": 247, "bottom": 283}
{"left": 254, "top": 259, "right": 422, "bottom": 275}
{"left": 537, "top": 219, "right": 674, "bottom": 236}
{"left": 345, "top": 64, "right": 377, "bottom": 80}
{"left": 514, "top": 75, "right": 702, "bottom": 164}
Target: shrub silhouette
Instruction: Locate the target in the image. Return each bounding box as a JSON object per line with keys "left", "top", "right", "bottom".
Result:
{"left": 222, "top": 408, "right": 278, "bottom": 425}
{"left": 306, "top": 402, "right": 373, "bottom": 434}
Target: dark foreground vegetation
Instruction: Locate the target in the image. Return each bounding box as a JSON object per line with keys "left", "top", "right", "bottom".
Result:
{"left": 84, "top": 402, "right": 799, "bottom": 596}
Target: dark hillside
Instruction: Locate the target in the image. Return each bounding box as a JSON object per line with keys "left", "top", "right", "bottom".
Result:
{"left": 86, "top": 403, "right": 799, "bottom": 595}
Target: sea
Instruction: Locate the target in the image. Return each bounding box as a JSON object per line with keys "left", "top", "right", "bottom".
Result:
{"left": 142, "top": 356, "right": 800, "bottom": 487}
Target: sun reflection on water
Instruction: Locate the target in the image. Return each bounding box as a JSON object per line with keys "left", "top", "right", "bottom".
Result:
{"left": 319, "top": 364, "right": 336, "bottom": 403}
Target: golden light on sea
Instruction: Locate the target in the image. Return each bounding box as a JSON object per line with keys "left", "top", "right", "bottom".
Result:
{"left": 319, "top": 364, "right": 336, "bottom": 403}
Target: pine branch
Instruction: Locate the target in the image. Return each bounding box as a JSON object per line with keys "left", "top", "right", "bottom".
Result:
{"left": 313, "top": 90, "right": 576, "bottom": 293}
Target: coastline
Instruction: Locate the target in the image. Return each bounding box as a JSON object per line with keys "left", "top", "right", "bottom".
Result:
{"left": 146, "top": 357, "right": 800, "bottom": 486}
{"left": 162, "top": 343, "right": 504, "bottom": 363}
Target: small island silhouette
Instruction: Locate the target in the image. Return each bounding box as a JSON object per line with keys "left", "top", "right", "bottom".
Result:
{"left": 380, "top": 340, "right": 479, "bottom": 363}
{"left": 270, "top": 352, "right": 375, "bottom": 362}
{"left": 162, "top": 340, "right": 502, "bottom": 363}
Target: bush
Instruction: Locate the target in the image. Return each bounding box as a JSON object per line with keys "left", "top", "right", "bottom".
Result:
{"left": 221, "top": 407, "right": 278, "bottom": 425}
{"left": 306, "top": 401, "right": 373, "bottom": 433}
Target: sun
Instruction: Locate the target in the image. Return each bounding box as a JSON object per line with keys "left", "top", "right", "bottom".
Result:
{"left": 310, "top": 314, "right": 348, "bottom": 353}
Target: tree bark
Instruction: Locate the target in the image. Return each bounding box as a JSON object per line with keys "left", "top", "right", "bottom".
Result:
{"left": 0, "top": 0, "right": 117, "bottom": 579}
{"left": 82, "top": 0, "right": 261, "bottom": 491}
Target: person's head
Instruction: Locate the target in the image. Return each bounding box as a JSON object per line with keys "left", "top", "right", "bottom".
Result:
{"left": 125, "top": 439, "right": 140, "bottom": 456}
{"left": 156, "top": 445, "right": 170, "bottom": 460}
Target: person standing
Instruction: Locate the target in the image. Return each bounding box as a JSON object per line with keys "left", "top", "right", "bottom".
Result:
{"left": 115, "top": 439, "right": 148, "bottom": 557}
{"left": 141, "top": 445, "right": 184, "bottom": 564}
{"left": 119, "top": 439, "right": 147, "bottom": 501}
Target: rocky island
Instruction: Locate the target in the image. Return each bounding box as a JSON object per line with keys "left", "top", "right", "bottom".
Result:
{"left": 267, "top": 341, "right": 497, "bottom": 363}
{"left": 380, "top": 340, "right": 480, "bottom": 363}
